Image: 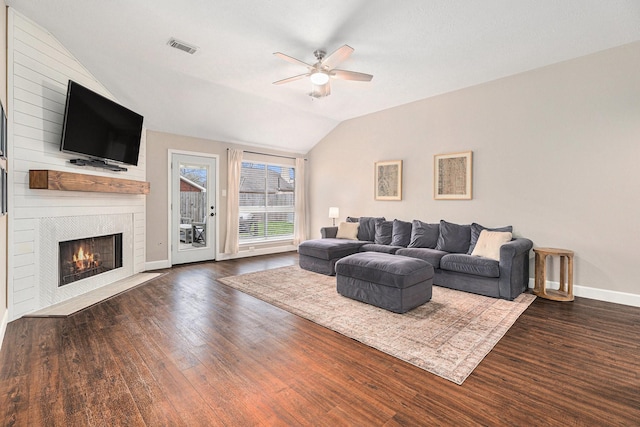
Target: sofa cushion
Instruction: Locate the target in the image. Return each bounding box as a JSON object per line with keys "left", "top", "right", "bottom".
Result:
{"left": 336, "top": 222, "right": 359, "bottom": 240}
{"left": 346, "top": 216, "right": 384, "bottom": 241}
{"left": 361, "top": 243, "right": 403, "bottom": 254}
{"left": 440, "top": 254, "right": 500, "bottom": 278}
{"left": 435, "top": 220, "right": 471, "bottom": 253}
{"left": 395, "top": 247, "right": 449, "bottom": 269}
{"left": 467, "top": 223, "right": 513, "bottom": 254}
{"left": 374, "top": 219, "right": 393, "bottom": 245}
{"left": 390, "top": 219, "right": 412, "bottom": 247}
{"left": 298, "top": 238, "right": 366, "bottom": 260}
{"left": 471, "top": 230, "right": 513, "bottom": 261}
{"left": 408, "top": 220, "right": 440, "bottom": 249}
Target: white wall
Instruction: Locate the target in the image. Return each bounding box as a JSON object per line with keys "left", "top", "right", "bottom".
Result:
{"left": 7, "top": 9, "right": 146, "bottom": 319}
{"left": 0, "top": 1, "right": 9, "bottom": 350}
{"left": 308, "top": 42, "right": 640, "bottom": 305}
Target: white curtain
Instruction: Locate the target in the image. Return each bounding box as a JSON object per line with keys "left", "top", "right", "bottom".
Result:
{"left": 293, "top": 157, "right": 307, "bottom": 245}
{"left": 223, "top": 148, "right": 243, "bottom": 254}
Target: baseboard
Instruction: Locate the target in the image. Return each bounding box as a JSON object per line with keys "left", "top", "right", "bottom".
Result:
{"left": 145, "top": 260, "right": 171, "bottom": 271}
{"left": 217, "top": 245, "right": 297, "bottom": 261}
{"left": 0, "top": 309, "right": 9, "bottom": 352}
{"left": 146, "top": 246, "right": 297, "bottom": 268}
{"left": 528, "top": 278, "right": 640, "bottom": 308}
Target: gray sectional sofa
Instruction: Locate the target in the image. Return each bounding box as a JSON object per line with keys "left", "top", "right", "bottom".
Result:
{"left": 298, "top": 216, "right": 533, "bottom": 301}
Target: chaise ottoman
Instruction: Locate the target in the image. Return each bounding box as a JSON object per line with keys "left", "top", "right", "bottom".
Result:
{"left": 298, "top": 238, "right": 368, "bottom": 275}
{"left": 335, "top": 252, "right": 434, "bottom": 313}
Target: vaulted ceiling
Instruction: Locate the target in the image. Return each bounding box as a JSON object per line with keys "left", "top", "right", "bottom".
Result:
{"left": 7, "top": 1, "right": 640, "bottom": 153}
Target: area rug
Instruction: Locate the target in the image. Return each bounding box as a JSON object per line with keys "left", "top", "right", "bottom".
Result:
{"left": 219, "top": 266, "right": 535, "bottom": 385}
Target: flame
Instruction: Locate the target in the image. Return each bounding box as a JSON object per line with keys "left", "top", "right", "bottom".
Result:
{"left": 72, "top": 247, "right": 96, "bottom": 270}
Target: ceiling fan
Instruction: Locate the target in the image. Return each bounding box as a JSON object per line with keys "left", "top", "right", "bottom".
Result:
{"left": 273, "top": 44, "right": 373, "bottom": 98}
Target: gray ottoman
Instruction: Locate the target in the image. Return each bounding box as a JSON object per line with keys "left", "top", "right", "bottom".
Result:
{"left": 335, "top": 252, "right": 434, "bottom": 313}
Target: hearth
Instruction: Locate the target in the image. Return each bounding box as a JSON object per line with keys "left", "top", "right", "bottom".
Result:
{"left": 59, "top": 233, "right": 123, "bottom": 286}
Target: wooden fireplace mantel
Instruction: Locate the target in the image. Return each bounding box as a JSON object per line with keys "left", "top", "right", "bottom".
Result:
{"left": 29, "top": 170, "right": 150, "bottom": 195}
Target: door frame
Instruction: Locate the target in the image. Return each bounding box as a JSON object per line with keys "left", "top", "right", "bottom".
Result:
{"left": 167, "top": 149, "right": 220, "bottom": 265}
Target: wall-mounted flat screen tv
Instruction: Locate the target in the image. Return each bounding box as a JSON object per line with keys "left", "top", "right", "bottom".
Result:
{"left": 60, "top": 80, "right": 143, "bottom": 166}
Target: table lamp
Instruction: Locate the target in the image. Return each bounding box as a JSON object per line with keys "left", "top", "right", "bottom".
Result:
{"left": 328, "top": 207, "right": 339, "bottom": 226}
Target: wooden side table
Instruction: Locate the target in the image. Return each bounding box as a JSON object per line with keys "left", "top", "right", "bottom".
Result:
{"left": 534, "top": 247, "right": 574, "bottom": 301}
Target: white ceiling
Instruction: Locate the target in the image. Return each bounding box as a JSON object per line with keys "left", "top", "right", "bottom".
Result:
{"left": 7, "top": 1, "right": 640, "bottom": 153}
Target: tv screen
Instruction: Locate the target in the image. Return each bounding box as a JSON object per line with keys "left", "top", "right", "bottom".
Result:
{"left": 60, "top": 80, "right": 143, "bottom": 166}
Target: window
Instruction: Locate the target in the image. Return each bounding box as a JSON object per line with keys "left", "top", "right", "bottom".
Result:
{"left": 239, "top": 162, "right": 295, "bottom": 243}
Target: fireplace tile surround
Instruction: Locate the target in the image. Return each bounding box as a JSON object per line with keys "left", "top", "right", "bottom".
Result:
{"left": 39, "top": 214, "right": 134, "bottom": 308}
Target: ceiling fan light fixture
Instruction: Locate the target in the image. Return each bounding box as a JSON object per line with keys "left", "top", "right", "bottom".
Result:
{"left": 274, "top": 45, "right": 372, "bottom": 96}
{"left": 309, "top": 71, "right": 329, "bottom": 85}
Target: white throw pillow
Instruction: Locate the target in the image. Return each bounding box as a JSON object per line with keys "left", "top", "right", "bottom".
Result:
{"left": 336, "top": 222, "right": 359, "bottom": 240}
{"left": 471, "top": 230, "right": 513, "bottom": 261}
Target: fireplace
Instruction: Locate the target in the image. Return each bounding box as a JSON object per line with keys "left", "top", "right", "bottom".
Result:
{"left": 59, "top": 233, "right": 123, "bottom": 287}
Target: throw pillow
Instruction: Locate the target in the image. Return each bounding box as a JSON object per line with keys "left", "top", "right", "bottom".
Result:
{"left": 390, "top": 219, "right": 412, "bottom": 247}
{"left": 374, "top": 219, "right": 393, "bottom": 245}
{"left": 467, "top": 223, "right": 513, "bottom": 254}
{"left": 435, "top": 220, "right": 472, "bottom": 253}
{"left": 471, "top": 230, "right": 513, "bottom": 261}
{"left": 408, "top": 220, "right": 440, "bottom": 248}
{"left": 336, "top": 222, "right": 359, "bottom": 240}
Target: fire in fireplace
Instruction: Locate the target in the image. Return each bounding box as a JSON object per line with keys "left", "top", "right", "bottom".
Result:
{"left": 59, "top": 233, "right": 123, "bottom": 286}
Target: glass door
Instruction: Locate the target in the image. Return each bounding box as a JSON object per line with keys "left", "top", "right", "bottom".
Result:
{"left": 171, "top": 153, "right": 216, "bottom": 265}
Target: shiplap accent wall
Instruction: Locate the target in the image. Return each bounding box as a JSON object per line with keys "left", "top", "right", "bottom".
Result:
{"left": 7, "top": 9, "right": 146, "bottom": 320}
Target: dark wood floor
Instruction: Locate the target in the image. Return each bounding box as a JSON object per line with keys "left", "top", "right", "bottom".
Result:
{"left": 1, "top": 252, "right": 639, "bottom": 426}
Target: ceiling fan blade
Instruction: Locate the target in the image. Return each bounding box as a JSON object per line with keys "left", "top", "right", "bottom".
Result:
{"left": 322, "top": 44, "right": 354, "bottom": 69}
{"left": 273, "top": 73, "right": 309, "bottom": 85}
{"left": 273, "top": 52, "right": 313, "bottom": 69}
{"left": 331, "top": 69, "right": 373, "bottom": 82}
{"left": 310, "top": 81, "right": 331, "bottom": 98}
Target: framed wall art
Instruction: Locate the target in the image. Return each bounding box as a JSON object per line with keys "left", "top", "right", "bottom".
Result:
{"left": 434, "top": 151, "right": 472, "bottom": 200}
{"left": 375, "top": 160, "right": 402, "bottom": 201}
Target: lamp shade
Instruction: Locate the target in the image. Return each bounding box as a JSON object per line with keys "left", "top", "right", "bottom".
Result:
{"left": 328, "top": 207, "right": 339, "bottom": 219}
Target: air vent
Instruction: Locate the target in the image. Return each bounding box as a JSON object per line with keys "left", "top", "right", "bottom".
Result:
{"left": 167, "top": 38, "right": 198, "bottom": 54}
